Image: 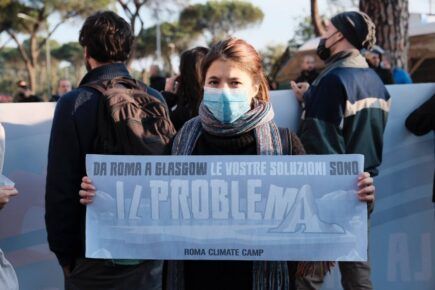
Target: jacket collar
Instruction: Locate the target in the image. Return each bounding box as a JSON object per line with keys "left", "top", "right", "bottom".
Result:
{"left": 79, "top": 63, "right": 131, "bottom": 86}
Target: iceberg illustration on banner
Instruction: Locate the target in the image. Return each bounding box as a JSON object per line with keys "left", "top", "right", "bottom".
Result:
{"left": 271, "top": 184, "right": 345, "bottom": 234}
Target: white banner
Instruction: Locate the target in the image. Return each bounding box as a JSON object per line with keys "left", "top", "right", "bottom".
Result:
{"left": 0, "top": 84, "right": 433, "bottom": 289}
{"left": 86, "top": 154, "right": 367, "bottom": 261}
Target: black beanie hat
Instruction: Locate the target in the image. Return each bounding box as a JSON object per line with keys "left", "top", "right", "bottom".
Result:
{"left": 331, "top": 11, "right": 376, "bottom": 50}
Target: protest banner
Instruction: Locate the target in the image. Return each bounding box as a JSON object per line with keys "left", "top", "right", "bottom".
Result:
{"left": 0, "top": 84, "right": 433, "bottom": 289}
{"left": 86, "top": 154, "right": 367, "bottom": 262}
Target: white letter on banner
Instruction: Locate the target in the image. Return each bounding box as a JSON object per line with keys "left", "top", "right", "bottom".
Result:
{"left": 388, "top": 233, "right": 411, "bottom": 281}
{"left": 150, "top": 180, "right": 169, "bottom": 220}
{"left": 191, "top": 180, "right": 209, "bottom": 219}
{"left": 231, "top": 181, "right": 245, "bottom": 220}
{"left": 247, "top": 179, "right": 262, "bottom": 220}
{"left": 210, "top": 180, "right": 229, "bottom": 219}
{"left": 415, "top": 233, "right": 432, "bottom": 281}
{"left": 264, "top": 185, "right": 297, "bottom": 220}
{"left": 128, "top": 185, "right": 143, "bottom": 219}
{"left": 170, "top": 179, "right": 191, "bottom": 219}
{"left": 116, "top": 181, "right": 125, "bottom": 220}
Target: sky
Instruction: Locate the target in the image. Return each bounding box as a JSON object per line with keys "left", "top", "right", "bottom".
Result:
{"left": 46, "top": 0, "right": 435, "bottom": 50}
{"left": 1, "top": 0, "right": 432, "bottom": 71}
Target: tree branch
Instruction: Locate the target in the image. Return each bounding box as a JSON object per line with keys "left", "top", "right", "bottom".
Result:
{"left": 118, "top": 0, "right": 134, "bottom": 18}
{"left": 37, "top": 20, "right": 65, "bottom": 52}
{"left": 311, "top": 0, "right": 326, "bottom": 36}
{"left": 6, "top": 30, "right": 30, "bottom": 64}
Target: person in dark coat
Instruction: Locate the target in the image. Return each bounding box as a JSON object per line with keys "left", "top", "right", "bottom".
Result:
{"left": 291, "top": 11, "right": 388, "bottom": 290}
{"left": 45, "top": 11, "right": 166, "bottom": 290}
{"left": 405, "top": 94, "right": 435, "bottom": 202}
{"left": 13, "top": 80, "right": 43, "bottom": 102}
{"left": 161, "top": 46, "right": 209, "bottom": 130}
{"left": 365, "top": 46, "right": 395, "bottom": 85}
{"left": 295, "top": 55, "right": 319, "bottom": 85}
{"left": 149, "top": 64, "right": 166, "bottom": 92}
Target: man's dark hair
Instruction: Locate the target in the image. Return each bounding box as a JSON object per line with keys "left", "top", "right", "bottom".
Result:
{"left": 79, "top": 11, "right": 133, "bottom": 63}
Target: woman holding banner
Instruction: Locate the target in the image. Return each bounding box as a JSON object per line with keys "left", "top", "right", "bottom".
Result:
{"left": 79, "top": 38, "right": 375, "bottom": 290}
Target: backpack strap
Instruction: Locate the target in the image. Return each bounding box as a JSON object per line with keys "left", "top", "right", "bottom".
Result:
{"left": 278, "top": 127, "right": 293, "bottom": 155}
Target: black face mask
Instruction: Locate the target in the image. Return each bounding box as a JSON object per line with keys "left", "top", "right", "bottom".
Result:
{"left": 316, "top": 31, "right": 342, "bottom": 61}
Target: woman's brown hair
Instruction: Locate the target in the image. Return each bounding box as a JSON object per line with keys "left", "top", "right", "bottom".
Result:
{"left": 201, "top": 38, "right": 270, "bottom": 102}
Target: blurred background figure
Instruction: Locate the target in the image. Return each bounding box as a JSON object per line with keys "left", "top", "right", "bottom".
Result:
{"left": 295, "top": 55, "right": 319, "bottom": 85}
{"left": 149, "top": 64, "right": 166, "bottom": 92}
{"left": 365, "top": 46, "right": 395, "bottom": 84}
{"left": 382, "top": 52, "right": 413, "bottom": 84}
{"left": 161, "top": 46, "right": 209, "bottom": 130}
{"left": 13, "top": 80, "right": 42, "bottom": 103}
{"left": 50, "top": 79, "right": 72, "bottom": 102}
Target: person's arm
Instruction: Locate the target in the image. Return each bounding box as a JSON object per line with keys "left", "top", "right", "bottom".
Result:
{"left": 405, "top": 94, "right": 434, "bottom": 136}
{"left": 0, "top": 186, "right": 18, "bottom": 209}
{"left": 45, "top": 95, "right": 85, "bottom": 273}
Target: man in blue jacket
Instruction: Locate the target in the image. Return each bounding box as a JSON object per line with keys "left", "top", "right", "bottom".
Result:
{"left": 45, "top": 11, "right": 166, "bottom": 290}
{"left": 291, "top": 11, "right": 390, "bottom": 290}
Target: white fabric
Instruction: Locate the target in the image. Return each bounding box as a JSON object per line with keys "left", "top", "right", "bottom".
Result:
{"left": 0, "top": 249, "right": 18, "bottom": 290}
{"left": 0, "top": 123, "right": 4, "bottom": 174}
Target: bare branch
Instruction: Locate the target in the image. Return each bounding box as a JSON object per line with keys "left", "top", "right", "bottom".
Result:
{"left": 118, "top": 0, "right": 134, "bottom": 18}
{"left": 6, "top": 30, "right": 30, "bottom": 64}
{"left": 37, "top": 20, "right": 65, "bottom": 52}
{"left": 0, "top": 37, "right": 12, "bottom": 52}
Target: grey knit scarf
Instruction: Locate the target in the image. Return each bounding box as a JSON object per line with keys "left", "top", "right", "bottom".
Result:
{"left": 167, "top": 100, "right": 290, "bottom": 290}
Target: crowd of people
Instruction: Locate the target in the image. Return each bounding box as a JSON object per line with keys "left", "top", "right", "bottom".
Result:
{"left": 0, "top": 7, "right": 433, "bottom": 290}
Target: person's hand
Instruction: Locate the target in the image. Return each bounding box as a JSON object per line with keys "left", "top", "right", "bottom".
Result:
{"left": 79, "top": 176, "right": 96, "bottom": 205}
{"left": 62, "top": 265, "right": 71, "bottom": 277}
{"left": 165, "top": 75, "right": 178, "bottom": 93}
{"left": 290, "top": 81, "right": 310, "bottom": 102}
{"left": 0, "top": 186, "right": 18, "bottom": 209}
{"left": 357, "top": 172, "right": 375, "bottom": 203}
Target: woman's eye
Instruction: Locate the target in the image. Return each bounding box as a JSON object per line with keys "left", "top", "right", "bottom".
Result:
{"left": 208, "top": 80, "right": 219, "bottom": 85}
{"left": 231, "top": 81, "right": 242, "bottom": 86}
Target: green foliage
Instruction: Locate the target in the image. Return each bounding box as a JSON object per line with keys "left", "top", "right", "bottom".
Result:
{"left": 51, "top": 42, "right": 83, "bottom": 65}
{"left": 179, "top": 0, "right": 264, "bottom": 44}
{"left": 261, "top": 44, "right": 287, "bottom": 77}
{"left": 136, "top": 21, "right": 199, "bottom": 59}
{"left": 292, "top": 16, "right": 316, "bottom": 46}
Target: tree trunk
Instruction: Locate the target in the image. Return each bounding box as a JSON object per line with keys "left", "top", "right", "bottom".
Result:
{"left": 310, "top": 0, "right": 326, "bottom": 36}
{"left": 360, "top": 0, "right": 409, "bottom": 70}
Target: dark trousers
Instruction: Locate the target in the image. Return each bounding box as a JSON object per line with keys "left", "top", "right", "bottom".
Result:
{"left": 65, "top": 258, "right": 163, "bottom": 290}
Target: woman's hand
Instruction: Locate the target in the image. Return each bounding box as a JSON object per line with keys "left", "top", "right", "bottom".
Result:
{"left": 0, "top": 186, "right": 18, "bottom": 209}
{"left": 79, "top": 176, "right": 96, "bottom": 205}
{"left": 357, "top": 172, "right": 375, "bottom": 203}
{"left": 290, "top": 81, "right": 310, "bottom": 102}
{"left": 165, "top": 75, "right": 178, "bottom": 93}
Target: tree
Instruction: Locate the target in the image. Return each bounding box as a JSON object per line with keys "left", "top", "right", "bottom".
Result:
{"left": 360, "top": 0, "right": 409, "bottom": 69}
{"left": 136, "top": 21, "right": 199, "bottom": 73}
{"left": 261, "top": 44, "right": 287, "bottom": 78}
{"left": 311, "top": 0, "right": 326, "bottom": 36}
{"left": 1, "top": 0, "right": 111, "bottom": 93}
{"left": 117, "top": 0, "right": 187, "bottom": 65}
{"left": 179, "top": 0, "right": 264, "bottom": 45}
{"left": 52, "top": 42, "right": 84, "bottom": 84}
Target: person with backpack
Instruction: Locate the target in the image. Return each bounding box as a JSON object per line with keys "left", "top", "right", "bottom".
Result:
{"left": 45, "top": 11, "right": 175, "bottom": 290}
{"left": 80, "top": 37, "right": 375, "bottom": 290}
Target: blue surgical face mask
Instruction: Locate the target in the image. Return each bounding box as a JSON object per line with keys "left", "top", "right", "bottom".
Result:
{"left": 203, "top": 87, "right": 251, "bottom": 124}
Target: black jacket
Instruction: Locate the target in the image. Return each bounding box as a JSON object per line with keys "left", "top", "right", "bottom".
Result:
{"left": 45, "top": 63, "right": 164, "bottom": 267}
